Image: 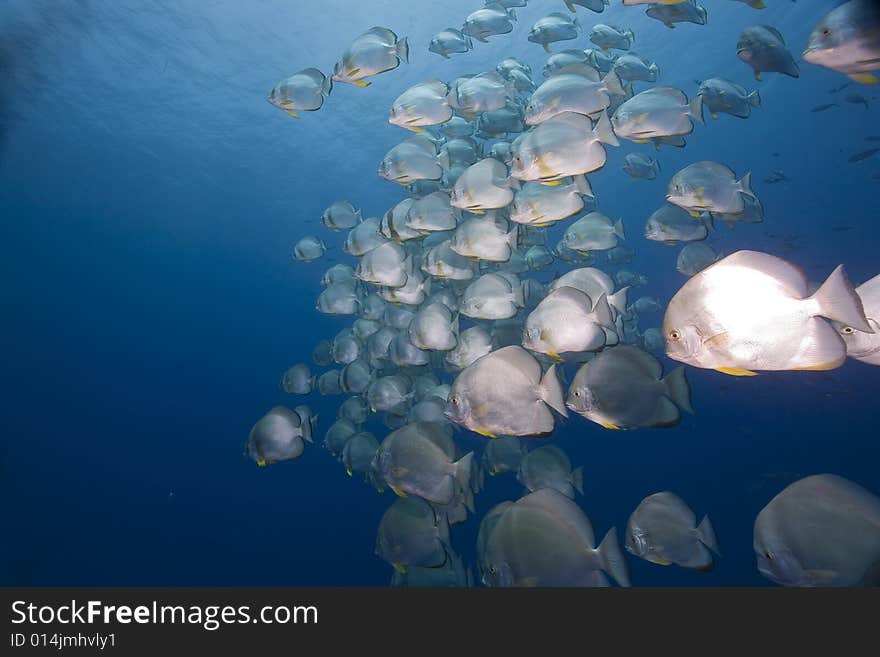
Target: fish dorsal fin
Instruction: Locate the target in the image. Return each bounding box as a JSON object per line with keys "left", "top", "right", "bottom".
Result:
{"left": 298, "top": 67, "right": 327, "bottom": 87}
{"left": 543, "top": 110, "right": 593, "bottom": 131}
{"left": 718, "top": 250, "right": 808, "bottom": 297}
{"left": 423, "top": 79, "right": 449, "bottom": 96}
{"left": 618, "top": 344, "right": 664, "bottom": 380}
{"left": 364, "top": 26, "right": 398, "bottom": 43}
{"left": 491, "top": 345, "right": 542, "bottom": 383}
{"left": 517, "top": 488, "right": 596, "bottom": 548}
{"left": 546, "top": 285, "right": 594, "bottom": 313}
{"left": 407, "top": 134, "right": 439, "bottom": 155}
{"left": 643, "top": 85, "right": 688, "bottom": 105}
{"left": 760, "top": 25, "right": 785, "bottom": 44}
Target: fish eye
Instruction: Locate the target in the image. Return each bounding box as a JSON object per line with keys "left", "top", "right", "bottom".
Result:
{"left": 669, "top": 330, "right": 681, "bottom": 341}
{"left": 821, "top": 27, "right": 831, "bottom": 37}
{"left": 842, "top": 326, "right": 855, "bottom": 334}
{"left": 488, "top": 564, "right": 497, "bottom": 574}
{"left": 574, "top": 390, "right": 581, "bottom": 397}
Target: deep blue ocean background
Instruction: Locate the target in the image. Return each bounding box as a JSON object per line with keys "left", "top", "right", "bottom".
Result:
{"left": 1, "top": 0, "right": 878, "bottom": 586}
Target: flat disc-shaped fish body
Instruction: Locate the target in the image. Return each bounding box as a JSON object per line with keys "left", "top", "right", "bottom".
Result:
{"left": 281, "top": 363, "right": 313, "bottom": 394}
{"left": 676, "top": 242, "right": 719, "bottom": 277}
{"left": 323, "top": 418, "right": 358, "bottom": 457}
{"left": 339, "top": 396, "right": 369, "bottom": 424}
{"left": 663, "top": 250, "right": 873, "bottom": 372}
{"left": 548, "top": 267, "right": 628, "bottom": 317}
{"left": 366, "top": 374, "right": 413, "bottom": 414}
{"left": 525, "top": 72, "right": 624, "bottom": 125}
{"left": 388, "top": 80, "right": 452, "bottom": 130}
{"left": 589, "top": 24, "right": 634, "bottom": 52}
{"left": 292, "top": 235, "right": 327, "bottom": 262}
{"left": 566, "top": 0, "right": 608, "bottom": 12}
{"left": 429, "top": 28, "right": 474, "bottom": 59}
{"left": 322, "top": 200, "right": 361, "bottom": 231}
{"left": 440, "top": 116, "right": 475, "bottom": 138}
{"left": 482, "top": 436, "right": 528, "bottom": 475}
{"left": 566, "top": 345, "right": 692, "bottom": 429}
{"left": 317, "top": 369, "right": 343, "bottom": 395}
{"left": 803, "top": 0, "right": 880, "bottom": 80}
{"left": 737, "top": 25, "right": 799, "bottom": 79}
{"left": 356, "top": 241, "right": 410, "bottom": 288}
{"left": 838, "top": 273, "right": 880, "bottom": 363}
{"left": 389, "top": 331, "right": 430, "bottom": 367}
{"left": 510, "top": 111, "right": 619, "bottom": 181}
{"left": 408, "top": 302, "right": 458, "bottom": 351}
{"left": 332, "top": 27, "right": 409, "bottom": 86}
{"left": 561, "top": 211, "right": 625, "bottom": 252}
{"left": 482, "top": 488, "right": 630, "bottom": 587}
{"left": 445, "top": 345, "right": 567, "bottom": 437}
{"left": 421, "top": 240, "right": 478, "bottom": 280}
{"left": 529, "top": 13, "right": 581, "bottom": 51}
{"left": 710, "top": 194, "right": 764, "bottom": 229}
{"left": 245, "top": 406, "right": 307, "bottom": 466}
{"left": 267, "top": 68, "right": 331, "bottom": 115}
{"left": 376, "top": 496, "right": 450, "bottom": 570}
{"left": 462, "top": 6, "right": 516, "bottom": 43}
{"left": 543, "top": 49, "right": 601, "bottom": 79}
{"left": 525, "top": 245, "right": 555, "bottom": 271}
{"left": 379, "top": 136, "right": 446, "bottom": 185}
{"left": 622, "top": 152, "right": 660, "bottom": 180}
{"left": 517, "top": 445, "right": 582, "bottom": 499}
{"left": 698, "top": 78, "right": 761, "bottom": 119}
{"left": 510, "top": 176, "right": 593, "bottom": 226}
{"left": 450, "top": 158, "right": 517, "bottom": 212}
{"left": 613, "top": 53, "right": 659, "bottom": 83}
{"left": 754, "top": 474, "right": 880, "bottom": 586}
{"left": 441, "top": 138, "right": 481, "bottom": 168}
{"left": 344, "top": 217, "right": 386, "bottom": 256}
{"left": 446, "top": 326, "right": 494, "bottom": 370}
{"left": 477, "top": 501, "right": 515, "bottom": 583}
{"left": 450, "top": 213, "right": 518, "bottom": 262}
{"left": 377, "top": 421, "right": 474, "bottom": 506}
{"left": 611, "top": 86, "right": 703, "bottom": 141}
{"left": 459, "top": 272, "right": 523, "bottom": 320}
{"left": 646, "top": 0, "right": 708, "bottom": 29}
{"left": 666, "top": 160, "right": 752, "bottom": 214}
{"left": 447, "top": 72, "right": 513, "bottom": 119}
{"left": 343, "top": 431, "right": 380, "bottom": 475}
{"left": 523, "top": 286, "right": 612, "bottom": 356}
{"left": 626, "top": 492, "right": 719, "bottom": 569}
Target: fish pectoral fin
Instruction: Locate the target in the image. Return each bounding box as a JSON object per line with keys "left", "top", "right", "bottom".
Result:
{"left": 285, "top": 110, "right": 300, "bottom": 119}
{"left": 345, "top": 468, "right": 353, "bottom": 477}
{"left": 352, "top": 79, "right": 371, "bottom": 88}
{"left": 598, "top": 421, "right": 621, "bottom": 430}
{"left": 848, "top": 73, "right": 880, "bottom": 85}
{"left": 688, "top": 210, "right": 702, "bottom": 218}
{"left": 540, "top": 179, "right": 563, "bottom": 187}
{"left": 392, "top": 563, "right": 407, "bottom": 574}
{"left": 256, "top": 459, "right": 267, "bottom": 467}
{"left": 753, "top": 71, "right": 762, "bottom": 81}
{"left": 703, "top": 331, "right": 731, "bottom": 347}
{"left": 649, "top": 556, "right": 674, "bottom": 566}
{"left": 474, "top": 427, "right": 497, "bottom": 438}
{"left": 390, "top": 485, "right": 408, "bottom": 498}
{"left": 714, "top": 367, "right": 758, "bottom": 377}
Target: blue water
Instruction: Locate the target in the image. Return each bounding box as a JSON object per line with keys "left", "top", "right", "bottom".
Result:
{"left": 1, "top": 0, "right": 877, "bottom": 586}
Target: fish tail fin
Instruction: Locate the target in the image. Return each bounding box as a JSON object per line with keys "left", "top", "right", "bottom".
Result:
{"left": 509, "top": 8, "right": 517, "bottom": 22}
{"left": 748, "top": 89, "right": 761, "bottom": 108}
{"left": 511, "top": 281, "right": 525, "bottom": 308}
{"left": 696, "top": 515, "right": 721, "bottom": 556}
{"left": 572, "top": 174, "right": 593, "bottom": 197}
{"left": 688, "top": 93, "right": 704, "bottom": 125}
{"left": 592, "top": 293, "right": 615, "bottom": 329}
{"left": 593, "top": 110, "right": 619, "bottom": 147}
{"left": 808, "top": 265, "right": 873, "bottom": 333}
{"left": 571, "top": 466, "right": 584, "bottom": 496}
{"left": 649, "top": 62, "right": 659, "bottom": 79}
{"left": 602, "top": 68, "right": 625, "bottom": 97}
{"left": 738, "top": 171, "right": 755, "bottom": 199}
{"left": 607, "top": 286, "right": 629, "bottom": 317}
{"left": 396, "top": 37, "right": 410, "bottom": 64}
{"left": 507, "top": 225, "right": 519, "bottom": 250}
{"left": 597, "top": 527, "right": 631, "bottom": 587}
{"left": 453, "top": 451, "right": 475, "bottom": 504}
{"left": 322, "top": 74, "right": 333, "bottom": 96}
{"left": 538, "top": 364, "right": 568, "bottom": 417}
{"left": 565, "top": 0, "right": 575, "bottom": 12}
{"left": 613, "top": 218, "right": 626, "bottom": 241}
{"left": 626, "top": 29, "right": 635, "bottom": 47}
{"left": 662, "top": 366, "right": 694, "bottom": 414}
{"left": 542, "top": 43, "right": 551, "bottom": 54}
{"left": 451, "top": 311, "right": 460, "bottom": 336}
{"left": 437, "top": 508, "right": 451, "bottom": 545}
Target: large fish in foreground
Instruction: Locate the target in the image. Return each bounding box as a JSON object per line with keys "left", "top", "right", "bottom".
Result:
{"left": 803, "top": 0, "right": 880, "bottom": 85}
{"left": 754, "top": 474, "right": 880, "bottom": 587}
{"left": 663, "top": 250, "right": 872, "bottom": 375}
{"left": 837, "top": 273, "right": 880, "bottom": 365}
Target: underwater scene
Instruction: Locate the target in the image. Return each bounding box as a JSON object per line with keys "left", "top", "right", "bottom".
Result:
{"left": 2, "top": 0, "right": 879, "bottom": 587}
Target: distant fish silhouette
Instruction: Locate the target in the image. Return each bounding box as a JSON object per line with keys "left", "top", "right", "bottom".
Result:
{"left": 810, "top": 103, "right": 837, "bottom": 112}
{"left": 849, "top": 148, "right": 880, "bottom": 163}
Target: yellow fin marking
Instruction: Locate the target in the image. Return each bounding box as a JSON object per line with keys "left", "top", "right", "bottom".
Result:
{"left": 599, "top": 421, "right": 621, "bottom": 430}
{"left": 849, "top": 73, "right": 880, "bottom": 85}
{"left": 714, "top": 367, "right": 758, "bottom": 377}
